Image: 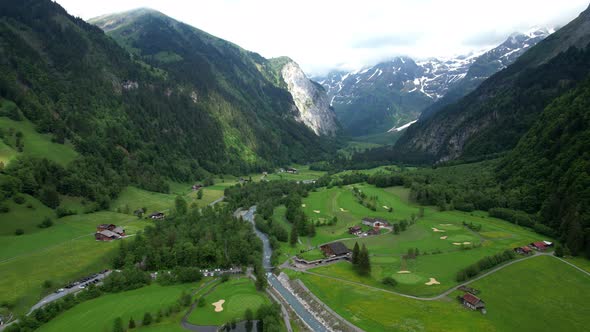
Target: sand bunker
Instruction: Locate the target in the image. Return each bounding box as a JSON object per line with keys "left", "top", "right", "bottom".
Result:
{"left": 425, "top": 278, "right": 440, "bottom": 285}
{"left": 463, "top": 242, "right": 471, "bottom": 245}
{"left": 339, "top": 208, "right": 348, "bottom": 212}
{"left": 313, "top": 210, "right": 321, "bottom": 214}
{"left": 440, "top": 236, "right": 448, "bottom": 240}
{"left": 432, "top": 228, "right": 446, "bottom": 232}
{"left": 397, "top": 270, "right": 411, "bottom": 274}
{"left": 452, "top": 242, "right": 462, "bottom": 245}
{"left": 440, "top": 223, "right": 453, "bottom": 226}
{"left": 212, "top": 299, "right": 225, "bottom": 312}
{"left": 383, "top": 205, "right": 390, "bottom": 210}
{"left": 301, "top": 204, "right": 306, "bottom": 207}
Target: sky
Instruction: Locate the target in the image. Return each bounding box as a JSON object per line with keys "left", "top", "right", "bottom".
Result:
{"left": 55, "top": 0, "right": 589, "bottom": 76}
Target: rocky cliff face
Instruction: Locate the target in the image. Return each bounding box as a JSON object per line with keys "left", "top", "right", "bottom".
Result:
{"left": 279, "top": 61, "right": 338, "bottom": 136}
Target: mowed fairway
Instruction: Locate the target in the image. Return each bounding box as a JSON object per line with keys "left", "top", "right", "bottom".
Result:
{"left": 467, "top": 255, "right": 590, "bottom": 332}
{"left": 37, "top": 282, "right": 202, "bottom": 332}
{"left": 187, "top": 278, "right": 270, "bottom": 326}
{"left": 287, "top": 184, "right": 550, "bottom": 296}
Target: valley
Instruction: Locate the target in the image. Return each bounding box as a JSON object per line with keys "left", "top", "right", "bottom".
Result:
{"left": 1, "top": 1, "right": 589, "bottom": 331}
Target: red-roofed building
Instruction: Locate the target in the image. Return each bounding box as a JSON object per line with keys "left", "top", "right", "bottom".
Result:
{"left": 514, "top": 246, "right": 533, "bottom": 255}
{"left": 461, "top": 293, "right": 485, "bottom": 311}
{"left": 530, "top": 242, "right": 547, "bottom": 251}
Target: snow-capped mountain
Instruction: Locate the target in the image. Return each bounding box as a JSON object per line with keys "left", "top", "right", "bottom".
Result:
{"left": 316, "top": 29, "right": 552, "bottom": 136}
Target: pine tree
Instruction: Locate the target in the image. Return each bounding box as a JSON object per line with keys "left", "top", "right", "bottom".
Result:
{"left": 113, "top": 317, "right": 124, "bottom": 332}
{"left": 128, "top": 317, "right": 136, "bottom": 329}
{"left": 352, "top": 242, "right": 360, "bottom": 266}
{"left": 358, "top": 244, "right": 371, "bottom": 276}
{"left": 289, "top": 226, "right": 298, "bottom": 247}
{"left": 142, "top": 312, "right": 153, "bottom": 326}
{"left": 197, "top": 189, "right": 204, "bottom": 199}
{"left": 175, "top": 195, "right": 187, "bottom": 215}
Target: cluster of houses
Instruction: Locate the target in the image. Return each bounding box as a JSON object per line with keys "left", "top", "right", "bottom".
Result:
{"left": 95, "top": 224, "right": 126, "bottom": 241}
{"left": 348, "top": 217, "right": 392, "bottom": 237}
{"left": 514, "top": 240, "right": 553, "bottom": 255}
{"left": 278, "top": 167, "right": 298, "bottom": 174}
{"left": 200, "top": 267, "right": 242, "bottom": 277}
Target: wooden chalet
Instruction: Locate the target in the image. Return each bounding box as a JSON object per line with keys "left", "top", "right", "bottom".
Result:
{"left": 348, "top": 225, "right": 362, "bottom": 235}
{"left": 362, "top": 217, "right": 390, "bottom": 228}
{"left": 97, "top": 224, "right": 116, "bottom": 232}
{"left": 112, "top": 226, "right": 125, "bottom": 236}
{"left": 461, "top": 293, "right": 485, "bottom": 311}
{"left": 320, "top": 242, "right": 351, "bottom": 257}
{"left": 530, "top": 241, "right": 547, "bottom": 251}
{"left": 95, "top": 230, "right": 121, "bottom": 241}
{"left": 192, "top": 184, "right": 203, "bottom": 191}
{"left": 149, "top": 212, "right": 165, "bottom": 220}
{"left": 366, "top": 227, "right": 380, "bottom": 236}
{"left": 514, "top": 246, "right": 533, "bottom": 255}
{"left": 286, "top": 167, "right": 298, "bottom": 174}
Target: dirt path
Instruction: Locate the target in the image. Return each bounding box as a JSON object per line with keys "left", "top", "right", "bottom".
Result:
{"left": 291, "top": 252, "right": 577, "bottom": 301}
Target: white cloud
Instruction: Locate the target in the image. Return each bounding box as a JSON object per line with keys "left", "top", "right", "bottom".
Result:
{"left": 55, "top": 0, "right": 589, "bottom": 75}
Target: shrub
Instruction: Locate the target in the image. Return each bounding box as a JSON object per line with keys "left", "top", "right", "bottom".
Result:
{"left": 142, "top": 312, "right": 152, "bottom": 326}
{"left": 15, "top": 228, "right": 24, "bottom": 235}
{"left": 38, "top": 217, "right": 53, "bottom": 229}
{"left": 56, "top": 207, "right": 76, "bottom": 218}
{"left": 0, "top": 204, "right": 10, "bottom": 213}
{"left": 382, "top": 276, "right": 397, "bottom": 287}
{"left": 13, "top": 195, "right": 25, "bottom": 204}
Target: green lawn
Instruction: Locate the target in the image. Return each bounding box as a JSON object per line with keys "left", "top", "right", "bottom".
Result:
{"left": 187, "top": 278, "right": 270, "bottom": 326}
{"left": 0, "top": 116, "right": 78, "bottom": 166}
{"left": 0, "top": 194, "right": 55, "bottom": 236}
{"left": 37, "top": 282, "right": 203, "bottom": 332}
{"left": 296, "top": 272, "right": 494, "bottom": 332}
{"left": 278, "top": 184, "right": 553, "bottom": 296}
{"left": 0, "top": 211, "right": 146, "bottom": 313}
{"left": 467, "top": 255, "right": 590, "bottom": 331}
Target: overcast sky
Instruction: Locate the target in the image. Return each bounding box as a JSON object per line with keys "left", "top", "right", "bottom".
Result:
{"left": 55, "top": 0, "right": 589, "bottom": 75}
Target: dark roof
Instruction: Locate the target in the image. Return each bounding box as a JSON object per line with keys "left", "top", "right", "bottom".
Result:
{"left": 532, "top": 242, "right": 547, "bottom": 248}
{"left": 349, "top": 226, "right": 362, "bottom": 230}
{"left": 97, "top": 230, "right": 119, "bottom": 238}
{"left": 323, "top": 242, "right": 351, "bottom": 256}
{"left": 149, "top": 212, "right": 164, "bottom": 217}
{"left": 462, "top": 293, "right": 483, "bottom": 306}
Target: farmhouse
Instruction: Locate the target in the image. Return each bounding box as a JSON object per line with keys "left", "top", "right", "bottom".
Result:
{"left": 348, "top": 225, "right": 362, "bottom": 235}
{"left": 97, "top": 224, "right": 116, "bottom": 232}
{"left": 362, "top": 217, "right": 390, "bottom": 228}
{"left": 514, "top": 246, "right": 533, "bottom": 255}
{"left": 112, "top": 227, "right": 125, "bottom": 236}
{"left": 286, "top": 167, "right": 298, "bottom": 174}
{"left": 192, "top": 184, "right": 203, "bottom": 191}
{"left": 460, "top": 293, "right": 486, "bottom": 311}
{"left": 149, "top": 212, "right": 165, "bottom": 220}
{"left": 366, "top": 227, "right": 380, "bottom": 236}
{"left": 530, "top": 241, "right": 547, "bottom": 251}
{"left": 95, "top": 230, "right": 121, "bottom": 241}
{"left": 320, "top": 242, "right": 351, "bottom": 257}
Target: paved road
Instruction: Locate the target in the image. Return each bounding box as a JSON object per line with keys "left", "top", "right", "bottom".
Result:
{"left": 241, "top": 206, "right": 329, "bottom": 332}
{"left": 28, "top": 271, "right": 112, "bottom": 314}
{"left": 208, "top": 196, "right": 225, "bottom": 206}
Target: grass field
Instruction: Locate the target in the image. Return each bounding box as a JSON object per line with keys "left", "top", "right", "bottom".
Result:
{"left": 295, "top": 255, "right": 590, "bottom": 331}
{"left": 37, "top": 282, "right": 203, "bottom": 332}
{"left": 277, "top": 184, "right": 551, "bottom": 296}
{"left": 187, "top": 278, "right": 270, "bottom": 326}
{"left": 0, "top": 116, "right": 78, "bottom": 166}
{"left": 0, "top": 194, "right": 55, "bottom": 236}
{"left": 466, "top": 255, "right": 590, "bottom": 331}
{"left": 0, "top": 211, "right": 146, "bottom": 313}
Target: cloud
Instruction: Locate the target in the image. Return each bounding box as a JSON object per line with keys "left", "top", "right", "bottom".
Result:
{"left": 54, "top": 0, "right": 590, "bottom": 76}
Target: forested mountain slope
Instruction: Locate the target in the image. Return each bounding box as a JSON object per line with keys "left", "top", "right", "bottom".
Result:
{"left": 395, "top": 5, "right": 590, "bottom": 163}
{"left": 0, "top": 1, "right": 335, "bottom": 207}
{"left": 497, "top": 79, "right": 590, "bottom": 257}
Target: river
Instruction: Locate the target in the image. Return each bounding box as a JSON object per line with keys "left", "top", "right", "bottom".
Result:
{"left": 241, "top": 206, "right": 329, "bottom": 332}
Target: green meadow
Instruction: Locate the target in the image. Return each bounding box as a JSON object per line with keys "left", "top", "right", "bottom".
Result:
{"left": 187, "top": 278, "right": 270, "bottom": 326}
{"left": 37, "top": 282, "right": 203, "bottom": 332}
{"left": 278, "top": 184, "right": 551, "bottom": 296}
{"left": 294, "top": 255, "right": 590, "bottom": 331}
{"left": 0, "top": 194, "right": 55, "bottom": 236}
{"left": 0, "top": 211, "right": 146, "bottom": 313}
{"left": 0, "top": 116, "right": 78, "bottom": 166}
